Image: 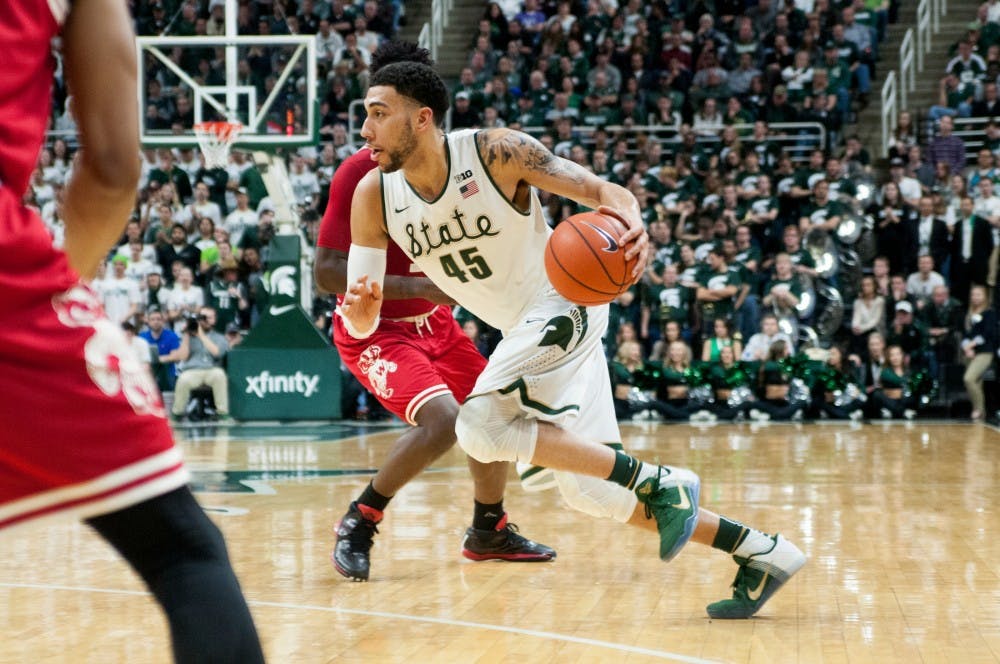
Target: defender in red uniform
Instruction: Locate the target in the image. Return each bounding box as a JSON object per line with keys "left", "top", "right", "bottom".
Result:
{"left": 0, "top": 1, "right": 262, "bottom": 660}
{"left": 315, "top": 42, "right": 554, "bottom": 581}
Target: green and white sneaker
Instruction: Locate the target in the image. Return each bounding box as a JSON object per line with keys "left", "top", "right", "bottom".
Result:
{"left": 635, "top": 466, "right": 700, "bottom": 562}
{"left": 706, "top": 534, "right": 806, "bottom": 619}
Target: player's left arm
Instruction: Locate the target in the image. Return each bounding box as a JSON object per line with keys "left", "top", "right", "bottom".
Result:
{"left": 341, "top": 170, "right": 389, "bottom": 338}
{"left": 477, "top": 128, "right": 648, "bottom": 281}
{"left": 61, "top": 0, "right": 142, "bottom": 279}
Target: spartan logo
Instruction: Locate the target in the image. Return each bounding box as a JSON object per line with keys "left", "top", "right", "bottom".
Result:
{"left": 267, "top": 265, "right": 298, "bottom": 298}
{"left": 538, "top": 306, "right": 588, "bottom": 352}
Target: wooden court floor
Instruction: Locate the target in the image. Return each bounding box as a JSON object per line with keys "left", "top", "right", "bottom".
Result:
{"left": 2, "top": 421, "right": 999, "bottom": 663}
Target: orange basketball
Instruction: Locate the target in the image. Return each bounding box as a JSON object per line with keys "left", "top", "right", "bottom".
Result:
{"left": 544, "top": 211, "right": 637, "bottom": 306}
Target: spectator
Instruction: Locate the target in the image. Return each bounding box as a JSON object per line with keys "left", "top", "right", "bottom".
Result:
{"left": 763, "top": 252, "right": 804, "bottom": 323}
{"left": 950, "top": 196, "right": 995, "bottom": 304}
{"left": 765, "top": 85, "right": 799, "bottom": 124}
{"left": 911, "top": 196, "right": 951, "bottom": 274}
{"left": 692, "top": 97, "right": 724, "bottom": 136}
{"left": 886, "top": 300, "right": 928, "bottom": 365}
{"left": 928, "top": 115, "right": 968, "bottom": 177}
{"left": 742, "top": 313, "right": 794, "bottom": 361}
{"left": 165, "top": 266, "right": 205, "bottom": 333}
{"left": 853, "top": 331, "right": 887, "bottom": 393}
{"left": 811, "top": 345, "right": 866, "bottom": 421}
{"left": 921, "top": 284, "right": 962, "bottom": 362}
{"left": 176, "top": 182, "right": 222, "bottom": 233}
{"left": 750, "top": 339, "right": 805, "bottom": 421}
{"left": 116, "top": 219, "right": 157, "bottom": 262}
{"left": 148, "top": 149, "right": 193, "bottom": 202}
{"left": 888, "top": 157, "right": 922, "bottom": 207}
{"left": 867, "top": 344, "right": 918, "bottom": 420}
{"left": 451, "top": 91, "right": 482, "bottom": 128}
{"left": 316, "top": 19, "right": 346, "bottom": 63}
{"left": 782, "top": 49, "right": 814, "bottom": 104}
{"left": 224, "top": 188, "right": 258, "bottom": 248}
{"left": 289, "top": 155, "right": 321, "bottom": 207}
{"left": 140, "top": 307, "right": 182, "bottom": 393}
{"left": 144, "top": 268, "right": 169, "bottom": 312}
{"left": 871, "top": 181, "right": 916, "bottom": 275}
{"left": 799, "top": 179, "right": 844, "bottom": 234}
{"left": 172, "top": 306, "right": 230, "bottom": 422}
{"left": 884, "top": 273, "right": 915, "bottom": 327}
{"left": 972, "top": 81, "right": 1000, "bottom": 116}
{"left": 696, "top": 246, "right": 742, "bottom": 337}
{"left": 889, "top": 111, "right": 919, "bottom": 161}
{"left": 946, "top": 39, "right": 987, "bottom": 82}
{"left": 122, "top": 320, "right": 153, "bottom": 367}
{"left": 157, "top": 222, "right": 200, "bottom": 280}
{"left": 657, "top": 340, "right": 710, "bottom": 422}
{"left": 122, "top": 240, "right": 157, "bottom": 288}
{"left": 960, "top": 285, "right": 997, "bottom": 421}
{"left": 95, "top": 255, "right": 142, "bottom": 324}
{"left": 206, "top": 258, "right": 248, "bottom": 333}
{"left": 514, "top": 0, "right": 546, "bottom": 46}
{"left": 707, "top": 344, "right": 757, "bottom": 420}
{"left": 966, "top": 149, "right": 998, "bottom": 192}
{"left": 841, "top": 5, "right": 876, "bottom": 70}
{"left": 829, "top": 22, "right": 871, "bottom": 104}
{"left": 851, "top": 275, "right": 885, "bottom": 354}
{"left": 907, "top": 254, "right": 947, "bottom": 307}
{"left": 702, "top": 317, "right": 743, "bottom": 362}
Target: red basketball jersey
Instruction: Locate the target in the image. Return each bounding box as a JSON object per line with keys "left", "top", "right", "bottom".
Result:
{"left": 0, "top": 2, "right": 187, "bottom": 530}
{"left": 317, "top": 148, "right": 436, "bottom": 319}
{"left": 0, "top": 0, "right": 62, "bottom": 196}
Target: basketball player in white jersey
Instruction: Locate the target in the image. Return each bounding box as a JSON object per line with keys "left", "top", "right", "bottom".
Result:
{"left": 341, "top": 61, "right": 806, "bottom": 618}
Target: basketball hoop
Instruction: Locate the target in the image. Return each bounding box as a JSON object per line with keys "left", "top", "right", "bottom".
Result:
{"left": 193, "top": 121, "right": 243, "bottom": 169}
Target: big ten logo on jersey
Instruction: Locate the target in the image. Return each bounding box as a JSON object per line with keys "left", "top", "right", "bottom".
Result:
{"left": 403, "top": 207, "right": 498, "bottom": 284}
{"left": 453, "top": 169, "right": 473, "bottom": 183}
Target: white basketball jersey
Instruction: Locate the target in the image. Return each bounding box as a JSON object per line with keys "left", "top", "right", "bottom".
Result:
{"left": 381, "top": 129, "right": 553, "bottom": 332}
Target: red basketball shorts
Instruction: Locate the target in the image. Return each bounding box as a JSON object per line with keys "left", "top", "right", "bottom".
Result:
{"left": 334, "top": 305, "right": 487, "bottom": 424}
{"left": 0, "top": 188, "right": 187, "bottom": 532}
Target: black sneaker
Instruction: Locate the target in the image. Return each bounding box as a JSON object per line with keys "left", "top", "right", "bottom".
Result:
{"left": 331, "top": 502, "right": 382, "bottom": 581}
{"left": 461, "top": 514, "right": 556, "bottom": 562}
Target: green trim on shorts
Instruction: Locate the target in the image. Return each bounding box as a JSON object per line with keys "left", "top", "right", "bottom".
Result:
{"left": 497, "top": 377, "right": 580, "bottom": 415}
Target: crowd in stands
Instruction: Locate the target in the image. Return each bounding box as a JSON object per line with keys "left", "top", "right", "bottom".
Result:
{"left": 27, "top": 0, "right": 1000, "bottom": 423}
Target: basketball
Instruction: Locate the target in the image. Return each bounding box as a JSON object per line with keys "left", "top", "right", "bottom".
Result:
{"left": 544, "top": 211, "right": 637, "bottom": 306}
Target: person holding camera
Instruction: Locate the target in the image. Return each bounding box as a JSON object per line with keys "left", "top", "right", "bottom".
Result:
{"left": 171, "top": 305, "right": 230, "bottom": 422}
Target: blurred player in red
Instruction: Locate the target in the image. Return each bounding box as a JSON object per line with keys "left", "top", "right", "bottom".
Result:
{"left": 315, "top": 41, "right": 554, "bottom": 581}
{"left": 0, "top": 2, "right": 262, "bottom": 660}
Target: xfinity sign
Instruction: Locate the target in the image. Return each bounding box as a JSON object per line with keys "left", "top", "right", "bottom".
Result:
{"left": 245, "top": 370, "right": 320, "bottom": 399}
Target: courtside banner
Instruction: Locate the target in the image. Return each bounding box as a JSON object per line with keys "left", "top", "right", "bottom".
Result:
{"left": 228, "top": 348, "right": 340, "bottom": 420}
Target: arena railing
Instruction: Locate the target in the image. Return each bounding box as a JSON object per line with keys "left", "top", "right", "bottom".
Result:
{"left": 417, "top": 0, "right": 453, "bottom": 63}
{"left": 882, "top": 0, "right": 944, "bottom": 155}
{"left": 948, "top": 117, "right": 1000, "bottom": 163}
{"left": 899, "top": 29, "right": 916, "bottom": 112}
{"left": 917, "top": 0, "right": 933, "bottom": 72}
{"left": 345, "top": 98, "right": 826, "bottom": 164}
{"left": 882, "top": 71, "right": 899, "bottom": 156}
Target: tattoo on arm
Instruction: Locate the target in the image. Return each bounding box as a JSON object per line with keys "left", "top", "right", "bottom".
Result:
{"left": 478, "top": 130, "right": 585, "bottom": 184}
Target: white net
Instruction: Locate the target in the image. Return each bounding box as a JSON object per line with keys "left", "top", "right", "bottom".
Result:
{"left": 193, "top": 121, "right": 242, "bottom": 169}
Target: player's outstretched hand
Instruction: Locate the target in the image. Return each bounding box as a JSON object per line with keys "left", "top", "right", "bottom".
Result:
{"left": 598, "top": 205, "right": 649, "bottom": 284}
{"left": 340, "top": 275, "right": 383, "bottom": 333}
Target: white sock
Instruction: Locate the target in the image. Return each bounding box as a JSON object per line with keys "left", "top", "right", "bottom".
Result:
{"left": 733, "top": 528, "right": 775, "bottom": 558}
{"left": 632, "top": 462, "right": 661, "bottom": 489}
